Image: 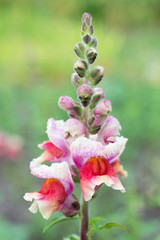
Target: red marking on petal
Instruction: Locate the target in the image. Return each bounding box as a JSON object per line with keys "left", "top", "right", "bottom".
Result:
{"left": 39, "top": 178, "right": 66, "bottom": 204}
{"left": 39, "top": 141, "right": 63, "bottom": 162}
{"left": 80, "top": 157, "right": 116, "bottom": 180}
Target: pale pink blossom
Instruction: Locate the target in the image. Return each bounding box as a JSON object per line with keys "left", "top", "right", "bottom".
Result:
{"left": 24, "top": 162, "right": 78, "bottom": 219}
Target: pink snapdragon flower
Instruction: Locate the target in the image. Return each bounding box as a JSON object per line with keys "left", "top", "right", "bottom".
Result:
{"left": 71, "top": 136, "right": 127, "bottom": 201}
{"left": 30, "top": 117, "right": 86, "bottom": 170}
{"left": 24, "top": 162, "right": 79, "bottom": 220}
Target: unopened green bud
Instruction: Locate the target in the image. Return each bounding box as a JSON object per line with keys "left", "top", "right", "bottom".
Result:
{"left": 86, "top": 47, "right": 97, "bottom": 64}
{"left": 74, "top": 60, "right": 88, "bottom": 78}
{"left": 89, "top": 37, "right": 98, "bottom": 47}
{"left": 83, "top": 34, "right": 91, "bottom": 44}
{"left": 71, "top": 73, "right": 83, "bottom": 88}
{"left": 90, "top": 66, "right": 105, "bottom": 85}
{"left": 89, "top": 25, "right": 94, "bottom": 35}
{"left": 77, "top": 85, "right": 93, "bottom": 107}
{"left": 81, "top": 22, "right": 87, "bottom": 33}
{"left": 90, "top": 88, "right": 105, "bottom": 109}
{"left": 82, "top": 13, "right": 92, "bottom": 26}
{"left": 74, "top": 42, "right": 85, "bottom": 58}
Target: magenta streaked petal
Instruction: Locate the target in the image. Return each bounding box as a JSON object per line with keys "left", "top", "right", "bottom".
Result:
{"left": 101, "top": 137, "right": 128, "bottom": 163}
{"left": 64, "top": 118, "right": 86, "bottom": 145}
{"left": 97, "top": 116, "right": 122, "bottom": 144}
{"left": 71, "top": 137, "right": 104, "bottom": 169}
{"left": 46, "top": 118, "right": 69, "bottom": 157}
{"left": 30, "top": 161, "right": 74, "bottom": 196}
{"left": 70, "top": 136, "right": 127, "bottom": 168}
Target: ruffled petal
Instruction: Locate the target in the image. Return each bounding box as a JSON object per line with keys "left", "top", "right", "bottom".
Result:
{"left": 97, "top": 116, "right": 122, "bottom": 144}
{"left": 46, "top": 118, "right": 69, "bottom": 157}
{"left": 33, "top": 141, "right": 63, "bottom": 164}
{"left": 64, "top": 118, "right": 86, "bottom": 145}
{"left": 30, "top": 161, "right": 74, "bottom": 196}
{"left": 80, "top": 157, "right": 125, "bottom": 201}
{"left": 70, "top": 136, "right": 127, "bottom": 168}
{"left": 24, "top": 178, "right": 66, "bottom": 220}
{"left": 70, "top": 137, "right": 104, "bottom": 169}
{"left": 111, "top": 159, "right": 128, "bottom": 178}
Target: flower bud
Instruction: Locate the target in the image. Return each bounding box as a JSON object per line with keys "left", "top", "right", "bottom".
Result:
{"left": 86, "top": 47, "right": 97, "bottom": 64}
{"left": 58, "top": 96, "right": 83, "bottom": 119}
{"left": 94, "top": 99, "right": 112, "bottom": 116}
{"left": 90, "top": 88, "right": 105, "bottom": 109}
{"left": 89, "top": 37, "right": 98, "bottom": 47}
{"left": 83, "top": 34, "right": 91, "bottom": 44}
{"left": 90, "top": 66, "right": 105, "bottom": 85}
{"left": 89, "top": 25, "right": 94, "bottom": 35}
{"left": 77, "top": 85, "right": 93, "bottom": 107}
{"left": 88, "top": 114, "right": 105, "bottom": 134}
{"left": 74, "top": 42, "right": 85, "bottom": 58}
{"left": 82, "top": 13, "right": 92, "bottom": 26}
{"left": 81, "top": 22, "right": 87, "bottom": 33}
{"left": 58, "top": 96, "right": 75, "bottom": 111}
{"left": 74, "top": 60, "right": 88, "bottom": 78}
{"left": 71, "top": 73, "right": 83, "bottom": 88}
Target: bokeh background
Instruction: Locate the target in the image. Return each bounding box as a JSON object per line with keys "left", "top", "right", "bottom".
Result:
{"left": 0, "top": 0, "right": 160, "bottom": 239}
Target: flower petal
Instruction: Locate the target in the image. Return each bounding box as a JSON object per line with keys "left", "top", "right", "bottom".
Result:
{"left": 80, "top": 157, "right": 125, "bottom": 201}
{"left": 64, "top": 118, "right": 86, "bottom": 145}
{"left": 70, "top": 136, "right": 127, "bottom": 168}
{"left": 46, "top": 118, "right": 69, "bottom": 157}
{"left": 111, "top": 159, "right": 128, "bottom": 178}
{"left": 97, "top": 116, "right": 122, "bottom": 144}
{"left": 30, "top": 161, "right": 74, "bottom": 196}
{"left": 34, "top": 141, "right": 63, "bottom": 164}
{"left": 24, "top": 178, "right": 66, "bottom": 220}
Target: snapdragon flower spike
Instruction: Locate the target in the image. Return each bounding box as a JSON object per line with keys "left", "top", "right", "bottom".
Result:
{"left": 70, "top": 136, "right": 127, "bottom": 201}
{"left": 24, "top": 162, "right": 79, "bottom": 219}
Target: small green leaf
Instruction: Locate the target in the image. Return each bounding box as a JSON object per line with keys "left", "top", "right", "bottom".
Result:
{"left": 43, "top": 216, "right": 80, "bottom": 233}
{"left": 99, "top": 222, "right": 130, "bottom": 233}
{"left": 88, "top": 217, "right": 105, "bottom": 236}
{"left": 63, "top": 234, "right": 80, "bottom": 240}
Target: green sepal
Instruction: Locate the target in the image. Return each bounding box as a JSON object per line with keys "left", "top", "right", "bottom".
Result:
{"left": 43, "top": 216, "right": 80, "bottom": 233}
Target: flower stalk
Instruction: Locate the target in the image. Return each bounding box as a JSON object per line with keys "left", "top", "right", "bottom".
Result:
{"left": 80, "top": 196, "right": 89, "bottom": 240}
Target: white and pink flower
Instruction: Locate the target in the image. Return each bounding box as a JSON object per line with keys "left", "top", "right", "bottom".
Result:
{"left": 70, "top": 136, "right": 127, "bottom": 201}
{"left": 24, "top": 162, "right": 79, "bottom": 220}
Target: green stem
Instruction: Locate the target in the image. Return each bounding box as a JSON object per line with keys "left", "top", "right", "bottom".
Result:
{"left": 80, "top": 196, "right": 89, "bottom": 240}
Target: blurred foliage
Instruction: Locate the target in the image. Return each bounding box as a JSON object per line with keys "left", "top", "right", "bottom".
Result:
{"left": 0, "top": 1, "right": 160, "bottom": 240}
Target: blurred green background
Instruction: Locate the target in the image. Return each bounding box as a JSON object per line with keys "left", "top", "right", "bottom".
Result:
{"left": 0, "top": 0, "right": 160, "bottom": 239}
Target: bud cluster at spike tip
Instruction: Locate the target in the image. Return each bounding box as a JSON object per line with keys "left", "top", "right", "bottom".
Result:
{"left": 24, "top": 13, "right": 128, "bottom": 225}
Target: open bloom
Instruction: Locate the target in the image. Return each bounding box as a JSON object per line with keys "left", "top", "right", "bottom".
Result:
{"left": 24, "top": 162, "right": 79, "bottom": 220}
{"left": 96, "top": 116, "right": 127, "bottom": 178}
{"left": 71, "top": 136, "right": 127, "bottom": 201}
{"left": 30, "top": 117, "right": 86, "bottom": 171}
